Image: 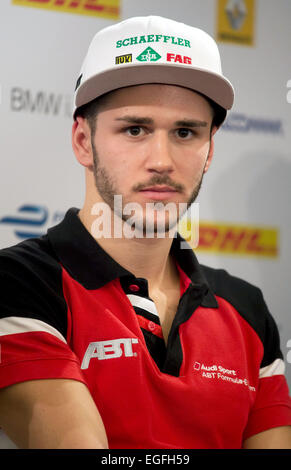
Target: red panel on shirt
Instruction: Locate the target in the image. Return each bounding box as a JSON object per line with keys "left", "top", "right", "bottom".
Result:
{"left": 0, "top": 331, "right": 86, "bottom": 389}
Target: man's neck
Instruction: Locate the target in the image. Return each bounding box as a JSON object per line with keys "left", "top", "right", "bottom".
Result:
{"left": 78, "top": 206, "right": 178, "bottom": 292}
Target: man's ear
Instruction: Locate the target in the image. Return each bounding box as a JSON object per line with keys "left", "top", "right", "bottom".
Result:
{"left": 203, "top": 125, "right": 218, "bottom": 173}
{"left": 72, "top": 117, "right": 94, "bottom": 169}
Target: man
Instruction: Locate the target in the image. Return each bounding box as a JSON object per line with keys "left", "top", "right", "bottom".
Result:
{"left": 0, "top": 16, "right": 291, "bottom": 449}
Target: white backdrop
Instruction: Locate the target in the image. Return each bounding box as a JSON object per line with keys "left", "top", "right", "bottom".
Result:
{"left": 0, "top": 0, "right": 290, "bottom": 406}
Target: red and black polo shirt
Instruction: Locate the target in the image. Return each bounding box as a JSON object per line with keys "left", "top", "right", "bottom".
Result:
{"left": 0, "top": 207, "right": 291, "bottom": 448}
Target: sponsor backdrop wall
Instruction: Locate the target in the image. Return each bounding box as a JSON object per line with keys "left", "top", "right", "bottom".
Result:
{"left": 1, "top": 0, "right": 291, "bottom": 419}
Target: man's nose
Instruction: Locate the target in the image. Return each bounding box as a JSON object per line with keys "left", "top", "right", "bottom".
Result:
{"left": 144, "top": 132, "right": 174, "bottom": 174}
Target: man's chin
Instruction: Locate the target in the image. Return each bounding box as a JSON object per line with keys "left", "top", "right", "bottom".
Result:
{"left": 121, "top": 214, "right": 178, "bottom": 239}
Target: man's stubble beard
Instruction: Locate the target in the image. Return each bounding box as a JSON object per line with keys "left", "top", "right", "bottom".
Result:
{"left": 91, "top": 139, "right": 205, "bottom": 235}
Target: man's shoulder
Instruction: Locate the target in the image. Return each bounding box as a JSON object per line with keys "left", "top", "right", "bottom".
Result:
{"left": 200, "top": 263, "right": 276, "bottom": 348}
{"left": 200, "top": 263, "right": 262, "bottom": 300}
{"left": 0, "top": 234, "right": 63, "bottom": 298}
{"left": 0, "top": 235, "right": 67, "bottom": 337}
{"left": 0, "top": 234, "right": 59, "bottom": 275}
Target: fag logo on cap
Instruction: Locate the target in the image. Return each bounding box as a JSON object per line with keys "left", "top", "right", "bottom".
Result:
{"left": 136, "top": 47, "right": 162, "bottom": 62}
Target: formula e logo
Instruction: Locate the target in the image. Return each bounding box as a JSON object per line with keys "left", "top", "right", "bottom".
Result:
{"left": 0, "top": 204, "right": 64, "bottom": 240}
{"left": 81, "top": 338, "right": 139, "bottom": 369}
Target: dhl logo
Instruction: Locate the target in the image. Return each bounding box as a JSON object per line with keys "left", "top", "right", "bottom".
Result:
{"left": 179, "top": 220, "right": 278, "bottom": 257}
{"left": 12, "top": 0, "right": 120, "bottom": 19}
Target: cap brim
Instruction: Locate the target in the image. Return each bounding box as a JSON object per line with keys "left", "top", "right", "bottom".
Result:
{"left": 75, "top": 63, "right": 234, "bottom": 113}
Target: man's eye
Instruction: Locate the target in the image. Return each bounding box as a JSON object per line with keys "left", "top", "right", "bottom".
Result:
{"left": 176, "top": 128, "right": 193, "bottom": 139}
{"left": 125, "top": 126, "right": 143, "bottom": 137}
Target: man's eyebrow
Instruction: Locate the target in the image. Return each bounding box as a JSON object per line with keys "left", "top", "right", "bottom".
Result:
{"left": 115, "top": 116, "right": 208, "bottom": 127}
{"left": 115, "top": 116, "right": 154, "bottom": 125}
{"left": 174, "top": 119, "right": 208, "bottom": 128}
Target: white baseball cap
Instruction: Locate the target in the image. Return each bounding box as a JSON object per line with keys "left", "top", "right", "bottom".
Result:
{"left": 74, "top": 15, "right": 234, "bottom": 117}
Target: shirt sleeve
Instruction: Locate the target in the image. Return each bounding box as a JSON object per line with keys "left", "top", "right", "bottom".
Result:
{"left": 243, "top": 289, "right": 291, "bottom": 440}
{"left": 0, "top": 247, "right": 86, "bottom": 389}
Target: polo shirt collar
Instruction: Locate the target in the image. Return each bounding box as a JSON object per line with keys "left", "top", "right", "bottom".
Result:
{"left": 47, "top": 207, "right": 218, "bottom": 308}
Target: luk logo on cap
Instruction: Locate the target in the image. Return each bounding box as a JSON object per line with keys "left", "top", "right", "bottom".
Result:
{"left": 115, "top": 54, "right": 132, "bottom": 65}
{"left": 136, "top": 47, "right": 161, "bottom": 62}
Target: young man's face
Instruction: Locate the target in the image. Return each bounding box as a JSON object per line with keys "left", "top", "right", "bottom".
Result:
{"left": 87, "top": 84, "right": 216, "bottom": 235}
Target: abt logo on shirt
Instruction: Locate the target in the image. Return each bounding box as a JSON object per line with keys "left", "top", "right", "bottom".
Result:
{"left": 81, "top": 338, "right": 139, "bottom": 369}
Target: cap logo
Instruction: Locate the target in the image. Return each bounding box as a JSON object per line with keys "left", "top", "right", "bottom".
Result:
{"left": 75, "top": 74, "right": 83, "bottom": 91}
{"left": 167, "top": 53, "right": 192, "bottom": 64}
{"left": 116, "top": 35, "right": 191, "bottom": 48}
{"left": 136, "top": 47, "right": 162, "bottom": 62}
{"left": 115, "top": 53, "right": 133, "bottom": 64}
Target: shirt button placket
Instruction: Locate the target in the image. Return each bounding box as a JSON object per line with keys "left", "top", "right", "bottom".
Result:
{"left": 129, "top": 284, "right": 140, "bottom": 293}
{"left": 148, "top": 321, "right": 156, "bottom": 332}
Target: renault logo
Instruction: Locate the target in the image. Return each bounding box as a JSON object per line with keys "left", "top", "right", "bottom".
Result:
{"left": 225, "top": 0, "right": 247, "bottom": 30}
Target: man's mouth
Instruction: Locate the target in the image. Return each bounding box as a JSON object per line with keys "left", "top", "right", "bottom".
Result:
{"left": 139, "top": 186, "right": 179, "bottom": 200}
{"left": 140, "top": 186, "right": 177, "bottom": 192}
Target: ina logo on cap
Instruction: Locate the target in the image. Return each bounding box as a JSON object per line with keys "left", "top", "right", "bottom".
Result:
{"left": 136, "top": 47, "right": 162, "bottom": 62}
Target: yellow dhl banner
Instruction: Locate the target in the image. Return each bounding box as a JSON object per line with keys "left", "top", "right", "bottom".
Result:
{"left": 179, "top": 220, "right": 278, "bottom": 258}
{"left": 12, "top": 0, "right": 120, "bottom": 20}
